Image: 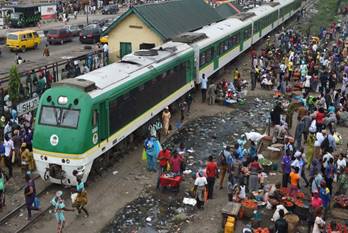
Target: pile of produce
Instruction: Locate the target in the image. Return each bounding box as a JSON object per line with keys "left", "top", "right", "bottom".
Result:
{"left": 259, "top": 158, "right": 272, "bottom": 166}
{"left": 296, "top": 192, "right": 305, "bottom": 199}
{"left": 241, "top": 199, "right": 257, "bottom": 209}
{"left": 293, "top": 199, "right": 304, "bottom": 207}
{"left": 327, "top": 223, "right": 348, "bottom": 233}
{"left": 281, "top": 196, "right": 304, "bottom": 208}
{"left": 333, "top": 195, "right": 348, "bottom": 208}
{"left": 279, "top": 187, "right": 289, "bottom": 196}
{"left": 254, "top": 228, "right": 270, "bottom": 233}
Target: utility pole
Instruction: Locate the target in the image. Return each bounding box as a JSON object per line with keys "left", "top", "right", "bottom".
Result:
{"left": 86, "top": 5, "right": 89, "bottom": 25}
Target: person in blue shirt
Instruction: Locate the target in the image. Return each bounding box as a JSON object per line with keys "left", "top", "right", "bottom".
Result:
{"left": 51, "top": 191, "right": 74, "bottom": 233}
{"left": 319, "top": 181, "right": 331, "bottom": 220}
{"left": 144, "top": 136, "right": 160, "bottom": 172}
{"left": 234, "top": 143, "right": 244, "bottom": 160}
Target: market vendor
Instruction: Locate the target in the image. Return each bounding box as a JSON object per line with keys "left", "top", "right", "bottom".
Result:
{"left": 337, "top": 167, "right": 348, "bottom": 195}
{"left": 248, "top": 157, "right": 263, "bottom": 192}
{"left": 169, "top": 152, "right": 183, "bottom": 175}
{"left": 268, "top": 183, "right": 283, "bottom": 207}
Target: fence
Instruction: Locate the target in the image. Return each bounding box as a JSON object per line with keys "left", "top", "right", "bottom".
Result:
{"left": 0, "top": 48, "right": 108, "bottom": 115}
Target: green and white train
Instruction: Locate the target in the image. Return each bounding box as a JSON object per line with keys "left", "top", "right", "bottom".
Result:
{"left": 33, "top": 0, "right": 301, "bottom": 185}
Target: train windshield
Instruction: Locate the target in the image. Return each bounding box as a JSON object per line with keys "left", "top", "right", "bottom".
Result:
{"left": 39, "top": 106, "right": 80, "bottom": 128}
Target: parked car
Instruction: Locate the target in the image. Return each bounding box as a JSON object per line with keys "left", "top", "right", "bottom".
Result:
{"left": 102, "top": 22, "right": 112, "bottom": 32}
{"left": 79, "top": 24, "right": 102, "bottom": 44}
{"left": 102, "top": 4, "right": 118, "bottom": 14}
{"left": 64, "top": 25, "right": 81, "bottom": 37}
{"left": 47, "top": 28, "right": 73, "bottom": 45}
{"left": 6, "top": 30, "right": 41, "bottom": 52}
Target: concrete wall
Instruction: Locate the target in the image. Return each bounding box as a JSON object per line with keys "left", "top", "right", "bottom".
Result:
{"left": 108, "top": 13, "right": 163, "bottom": 62}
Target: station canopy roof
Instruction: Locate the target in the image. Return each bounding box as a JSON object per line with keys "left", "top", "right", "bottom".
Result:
{"left": 102, "top": 0, "right": 230, "bottom": 40}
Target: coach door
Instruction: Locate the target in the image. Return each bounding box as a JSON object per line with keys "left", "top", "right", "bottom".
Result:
{"left": 239, "top": 30, "right": 244, "bottom": 51}
{"left": 99, "top": 102, "right": 108, "bottom": 142}
{"left": 213, "top": 46, "right": 219, "bottom": 70}
{"left": 93, "top": 102, "right": 108, "bottom": 146}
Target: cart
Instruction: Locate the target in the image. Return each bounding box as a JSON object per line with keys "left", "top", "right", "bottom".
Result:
{"left": 159, "top": 174, "right": 182, "bottom": 192}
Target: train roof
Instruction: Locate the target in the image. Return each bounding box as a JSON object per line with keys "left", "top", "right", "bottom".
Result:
{"left": 189, "top": 0, "right": 293, "bottom": 49}
{"left": 191, "top": 15, "right": 252, "bottom": 49}
{"left": 57, "top": 41, "right": 192, "bottom": 99}
{"left": 247, "top": 3, "right": 279, "bottom": 19}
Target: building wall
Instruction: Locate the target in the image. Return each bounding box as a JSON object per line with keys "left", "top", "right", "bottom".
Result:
{"left": 108, "top": 13, "right": 163, "bottom": 62}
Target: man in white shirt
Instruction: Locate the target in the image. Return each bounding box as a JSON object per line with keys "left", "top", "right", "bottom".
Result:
{"left": 323, "top": 151, "right": 333, "bottom": 168}
{"left": 200, "top": 74, "right": 208, "bottom": 103}
{"left": 312, "top": 215, "right": 325, "bottom": 233}
{"left": 103, "top": 43, "right": 109, "bottom": 65}
{"left": 4, "top": 135, "right": 14, "bottom": 178}
{"left": 337, "top": 153, "right": 347, "bottom": 173}
{"left": 194, "top": 170, "right": 207, "bottom": 209}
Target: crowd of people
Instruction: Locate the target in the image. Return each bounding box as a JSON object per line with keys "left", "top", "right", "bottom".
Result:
{"left": 141, "top": 13, "right": 348, "bottom": 233}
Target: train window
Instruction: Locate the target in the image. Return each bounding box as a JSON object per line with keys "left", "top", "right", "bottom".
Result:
{"left": 39, "top": 106, "right": 60, "bottom": 126}
{"left": 60, "top": 109, "right": 80, "bottom": 128}
{"left": 161, "top": 71, "right": 167, "bottom": 79}
{"left": 169, "top": 69, "right": 175, "bottom": 75}
{"left": 39, "top": 106, "right": 80, "bottom": 128}
{"left": 151, "top": 77, "right": 157, "bottom": 85}
{"left": 210, "top": 47, "right": 215, "bottom": 59}
{"left": 174, "top": 65, "right": 181, "bottom": 72}
{"left": 219, "top": 43, "right": 224, "bottom": 55}
{"left": 92, "top": 110, "right": 98, "bottom": 127}
{"left": 206, "top": 49, "right": 212, "bottom": 62}
{"left": 200, "top": 53, "right": 206, "bottom": 66}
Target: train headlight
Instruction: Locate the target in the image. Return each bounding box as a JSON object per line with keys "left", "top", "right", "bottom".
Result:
{"left": 66, "top": 159, "right": 70, "bottom": 164}
{"left": 58, "top": 96, "right": 68, "bottom": 105}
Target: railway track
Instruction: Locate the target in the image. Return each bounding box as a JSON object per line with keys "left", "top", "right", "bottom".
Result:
{"left": 0, "top": 182, "right": 58, "bottom": 233}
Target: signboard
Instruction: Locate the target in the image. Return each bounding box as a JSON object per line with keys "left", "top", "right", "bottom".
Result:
{"left": 39, "top": 5, "right": 57, "bottom": 20}
{"left": 17, "top": 96, "right": 40, "bottom": 116}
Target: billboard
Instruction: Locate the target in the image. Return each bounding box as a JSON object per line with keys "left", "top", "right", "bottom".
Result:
{"left": 40, "top": 4, "right": 57, "bottom": 20}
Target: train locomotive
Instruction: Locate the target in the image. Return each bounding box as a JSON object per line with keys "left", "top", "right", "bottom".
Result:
{"left": 33, "top": 0, "right": 301, "bottom": 185}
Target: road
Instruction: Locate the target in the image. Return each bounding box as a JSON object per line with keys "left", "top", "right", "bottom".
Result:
{"left": 0, "top": 11, "right": 123, "bottom": 73}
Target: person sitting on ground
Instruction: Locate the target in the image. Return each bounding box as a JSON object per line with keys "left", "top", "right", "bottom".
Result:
{"left": 268, "top": 183, "right": 283, "bottom": 207}
{"left": 274, "top": 209, "right": 288, "bottom": 233}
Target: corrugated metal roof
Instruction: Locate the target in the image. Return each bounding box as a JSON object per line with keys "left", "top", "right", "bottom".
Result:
{"left": 103, "top": 0, "right": 225, "bottom": 40}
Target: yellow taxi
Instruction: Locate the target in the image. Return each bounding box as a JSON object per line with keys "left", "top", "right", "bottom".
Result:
{"left": 100, "top": 35, "right": 108, "bottom": 44}
{"left": 6, "top": 30, "right": 41, "bottom": 52}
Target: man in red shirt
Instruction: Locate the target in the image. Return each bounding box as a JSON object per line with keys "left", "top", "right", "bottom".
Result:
{"left": 156, "top": 147, "right": 171, "bottom": 189}
{"left": 206, "top": 155, "right": 218, "bottom": 199}
{"left": 157, "top": 147, "right": 171, "bottom": 172}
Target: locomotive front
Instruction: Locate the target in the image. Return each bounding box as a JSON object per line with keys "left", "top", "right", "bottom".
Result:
{"left": 33, "top": 85, "right": 94, "bottom": 185}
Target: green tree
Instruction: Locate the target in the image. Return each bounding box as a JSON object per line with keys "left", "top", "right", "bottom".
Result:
{"left": 8, "top": 65, "right": 20, "bottom": 103}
